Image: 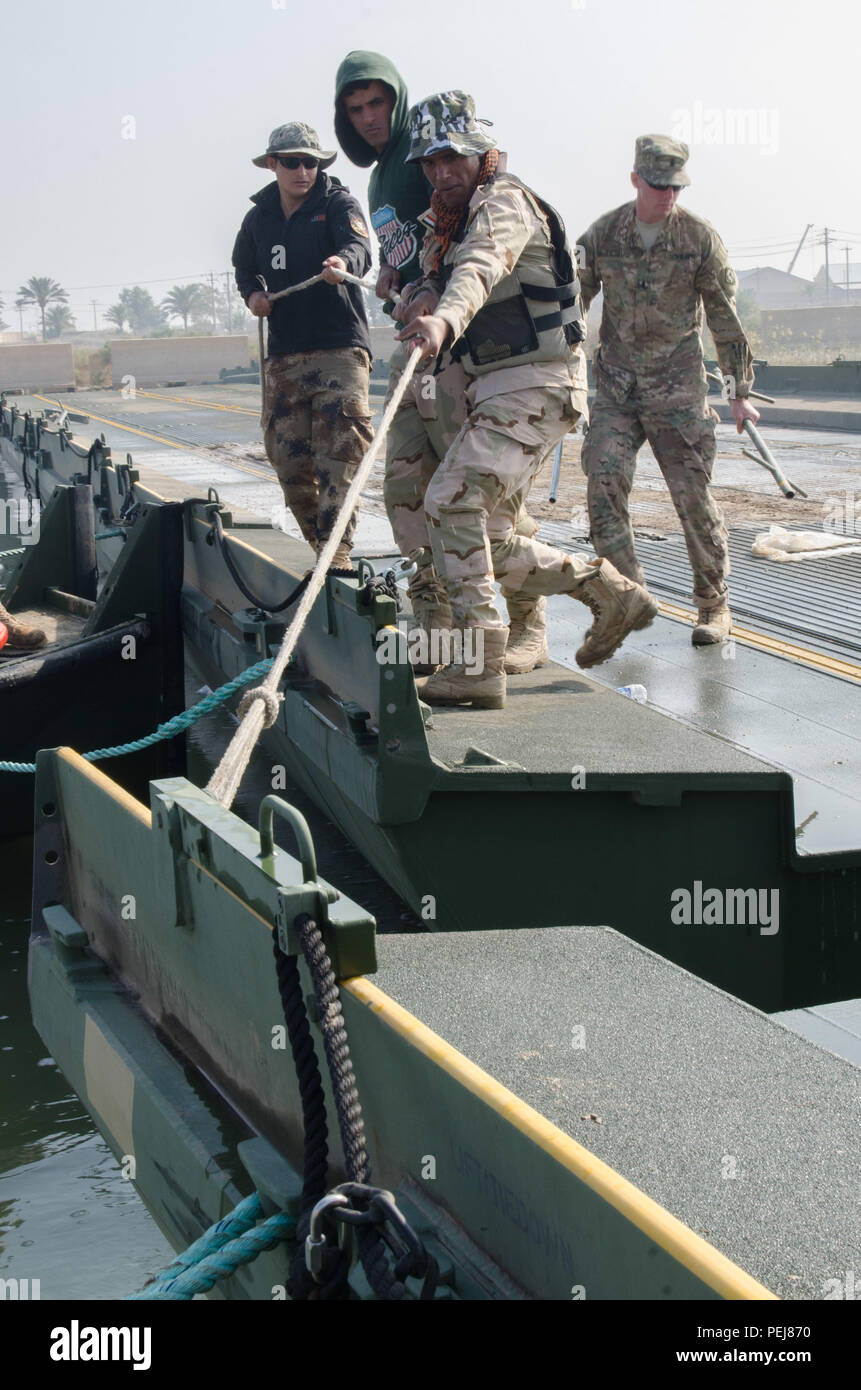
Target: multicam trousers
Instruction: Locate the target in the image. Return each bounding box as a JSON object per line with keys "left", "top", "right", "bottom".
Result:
{"left": 581, "top": 396, "right": 730, "bottom": 604}
{"left": 424, "top": 384, "right": 595, "bottom": 628}
{"left": 263, "top": 347, "right": 373, "bottom": 561}
{"left": 384, "top": 344, "right": 541, "bottom": 568}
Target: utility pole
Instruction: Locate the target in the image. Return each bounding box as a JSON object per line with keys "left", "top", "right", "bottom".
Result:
{"left": 17, "top": 303, "right": 24, "bottom": 340}
{"left": 90, "top": 299, "right": 99, "bottom": 331}
{"left": 844, "top": 246, "right": 852, "bottom": 302}
{"left": 209, "top": 271, "right": 218, "bottom": 334}
{"left": 223, "top": 271, "right": 233, "bottom": 333}
{"left": 823, "top": 227, "right": 831, "bottom": 305}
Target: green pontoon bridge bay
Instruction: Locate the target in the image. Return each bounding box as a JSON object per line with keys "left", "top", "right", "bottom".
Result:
{"left": 4, "top": 391, "right": 861, "bottom": 1299}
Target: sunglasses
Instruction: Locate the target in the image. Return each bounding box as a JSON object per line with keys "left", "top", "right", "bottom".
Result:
{"left": 276, "top": 156, "right": 319, "bottom": 171}
{"left": 644, "top": 178, "right": 681, "bottom": 191}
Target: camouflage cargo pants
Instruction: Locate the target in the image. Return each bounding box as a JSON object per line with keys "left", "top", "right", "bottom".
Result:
{"left": 581, "top": 396, "right": 729, "bottom": 603}
{"left": 263, "top": 347, "right": 373, "bottom": 561}
{"left": 384, "top": 344, "right": 540, "bottom": 570}
{"left": 424, "top": 385, "right": 594, "bottom": 628}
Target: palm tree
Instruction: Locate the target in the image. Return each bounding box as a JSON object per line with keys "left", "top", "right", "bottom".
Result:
{"left": 0, "top": 297, "right": 7, "bottom": 333}
{"left": 16, "top": 276, "right": 69, "bottom": 341}
{"left": 105, "top": 302, "right": 130, "bottom": 333}
{"left": 45, "top": 305, "right": 76, "bottom": 339}
{"left": 163, "top": 283, "right": 208, "bottom": 333}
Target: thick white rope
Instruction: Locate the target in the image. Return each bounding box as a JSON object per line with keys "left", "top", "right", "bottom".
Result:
{"left": 206, "top": 343, "right": 424, "bottom": 809}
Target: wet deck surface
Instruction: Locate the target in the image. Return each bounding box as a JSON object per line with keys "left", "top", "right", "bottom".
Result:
{"left": 376, "top": 926, "right": 861, "bottom": 1302}
{"left": 427, "top": 661, "right": 775, "bottom": 779}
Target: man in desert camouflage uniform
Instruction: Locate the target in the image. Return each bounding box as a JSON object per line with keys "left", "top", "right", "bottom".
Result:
{"left": 334, "top": 55, "right": 545, "bottom": 674}
{"left": 398, "top": 93, "right": 659, "bottom": 709}
{"left": 577, "top": 135, "right": 760, "bottom": 643}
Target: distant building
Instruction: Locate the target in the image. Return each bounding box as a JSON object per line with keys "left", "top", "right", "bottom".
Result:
{"left": 737, "top": 267, "right": 816, "bottom": 309}
{"left": 813, "top": 262, "right": 861, "bottom": 305}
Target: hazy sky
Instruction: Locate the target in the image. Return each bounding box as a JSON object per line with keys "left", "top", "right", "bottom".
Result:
{"left": 3, "top": 0, "right": 859, "bottom": 330}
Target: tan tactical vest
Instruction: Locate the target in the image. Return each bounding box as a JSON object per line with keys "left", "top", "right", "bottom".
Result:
{"left": 439, "top": 172, "right": 586, "bottom": 377}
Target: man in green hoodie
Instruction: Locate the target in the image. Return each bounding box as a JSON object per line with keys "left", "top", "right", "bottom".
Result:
{"left": 334, "top": 52, "right": 547, "bottom": 677}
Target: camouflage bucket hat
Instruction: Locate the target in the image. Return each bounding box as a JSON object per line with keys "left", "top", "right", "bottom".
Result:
{"left": 634, "top": 133, "right": 691, "bottom": 187}
{"left": 253, "top": 122, "right": 337, "bottom": 170}
{"left": 406, "top": 91, "right": 497, "bottom": 163}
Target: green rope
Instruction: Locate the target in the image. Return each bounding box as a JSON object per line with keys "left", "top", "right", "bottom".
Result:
{"left": 0, "top": 657, "right": 275, "bottom": 773}
{"left": 127, "top": 1193, "right": 296, "bottom": 1300}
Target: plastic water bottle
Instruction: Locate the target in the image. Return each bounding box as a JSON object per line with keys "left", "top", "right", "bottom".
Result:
{"left": 616, "top": 684, "right": 648, "bottom": 704}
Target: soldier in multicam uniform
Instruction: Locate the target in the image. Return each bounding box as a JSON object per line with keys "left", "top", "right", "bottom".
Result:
{"left": 397, "top": 93, "right": 659, "bottom": 710}
{"left": 233, "top": 123, "right": 374, "bottom": 570}
{"left": 334, "top": 56, "right": 545, "bottom": 675}
{"left": 577, "top": 135, "right": 761, "bottom": 644}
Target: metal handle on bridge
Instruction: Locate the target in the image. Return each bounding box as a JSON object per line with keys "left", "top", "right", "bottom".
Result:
{"left": 258, "top": 795, "right": 318, "bottom": 882}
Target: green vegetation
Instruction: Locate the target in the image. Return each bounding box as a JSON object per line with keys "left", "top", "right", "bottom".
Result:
{"left": 45, "top": 305, "right": 77, "bottom": 339}
{"left": 162, "top": 283, "right": 209, "bottom": 333}
{"left": 16, "top": 276, "right": 69, "bottom": 340}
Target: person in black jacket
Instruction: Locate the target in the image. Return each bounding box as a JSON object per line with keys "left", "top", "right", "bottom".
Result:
{"left": 233, "top": 122, "right": 374, "bottom": 567}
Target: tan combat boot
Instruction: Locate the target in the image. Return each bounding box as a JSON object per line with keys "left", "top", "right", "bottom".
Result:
{"left": 693, "top": 598, "right": 732, "bottom": 645}
{"left": 504, "top": 595, "right": 550, "bottom": 676}
{"left": 416, "top": 626, "right": 508, "bottom": 710}
{"left": 574, "top": 559, "right": 658, "bottom": 669}
{"left": 407, "top": 561, "right": 453, "bottom": 677}
{"left": 0, "top": 601, "right": 47, "bottom": 651}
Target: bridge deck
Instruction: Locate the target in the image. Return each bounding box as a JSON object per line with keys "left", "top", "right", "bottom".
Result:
{"left": 376, "top": 925, "right": 861, "bottom": 1302}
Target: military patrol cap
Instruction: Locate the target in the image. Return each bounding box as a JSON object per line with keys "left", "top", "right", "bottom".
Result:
{"left": 253, "top": 122, "right": 337, "bottom": 170}
{"left": 406, "top": 91, "right": 497, "bottom": 163}
{"left": 634, "top": 134, "right": 691, "bottom": 188}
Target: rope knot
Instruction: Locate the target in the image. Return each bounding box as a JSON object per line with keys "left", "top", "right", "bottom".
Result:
{"left": 238, "top": 686, "right": 283, "bottom": 729}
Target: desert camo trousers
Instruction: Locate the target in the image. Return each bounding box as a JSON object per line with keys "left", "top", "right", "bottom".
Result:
{"left": 383, "top": 344, "right": 540, "bottom": 578}
{"left": 424, "top": 385, "right": 595, "bottom": 628}
{"left": 581, "top": 396, "right": 730, "bottom": 605}
{"left": 263, "top": 347, "right": 373, "bottom": 560}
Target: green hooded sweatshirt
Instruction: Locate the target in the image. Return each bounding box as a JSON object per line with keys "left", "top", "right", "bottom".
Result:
{"left": 334, "top": 51, "right": 429, "bottom": 290}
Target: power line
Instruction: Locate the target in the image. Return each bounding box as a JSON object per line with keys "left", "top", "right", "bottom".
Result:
{"left": 0, "top": 272, "right": 218, "bottom": 296}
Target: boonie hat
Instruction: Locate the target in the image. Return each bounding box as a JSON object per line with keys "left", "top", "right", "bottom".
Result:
{"left": 253, "top": 122, "right": 337, "bottom": 170}
{"left": 406, "top": 91, "right": 497, "bottom": 163}
{"left": 634, "top": 134, "right": 691, "bottom": 188}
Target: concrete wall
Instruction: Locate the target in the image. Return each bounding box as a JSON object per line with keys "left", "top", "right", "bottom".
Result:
{"left": 109, "top": 336, "right": 252, "bottom": 387}
{"left": 761, "top": 306, "right": 861, "bottom": 350}
{"left": 0, "top": 343, "right": 75, "bottom": 390}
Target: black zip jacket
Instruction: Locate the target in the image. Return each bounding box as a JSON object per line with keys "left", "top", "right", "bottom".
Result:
{"left": 232, "top": 174, "right": 372, "bottom": 358}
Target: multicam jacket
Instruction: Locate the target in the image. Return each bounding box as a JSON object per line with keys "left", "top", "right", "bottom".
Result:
{"left": 576, "top": 201, "right": 754, "bottom": 406}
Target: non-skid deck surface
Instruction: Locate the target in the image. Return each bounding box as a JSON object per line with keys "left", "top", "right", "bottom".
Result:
{"left": 426, "top": 662, "right": 778, "bottom": 778}
{"left": 377, "top": 927, "right": 861, "bottom": 1301}
{"left": 540, "top": 519, "right": 861, "bottom": 662}
{"left": 0, "top": 604, "right": 85, "bottom": 656}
